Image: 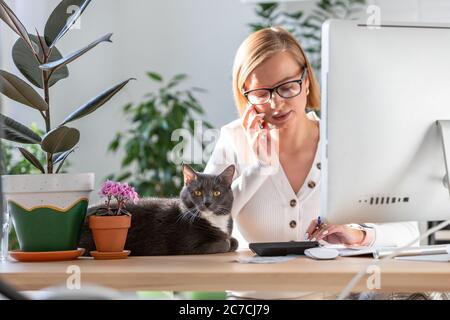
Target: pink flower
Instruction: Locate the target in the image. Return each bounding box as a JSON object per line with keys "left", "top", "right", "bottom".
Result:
{"left": 98, "top": 180, "right": 115, "bottom": 197}
{"left": 98, "top": 180, "right": 140, "bottom": 215}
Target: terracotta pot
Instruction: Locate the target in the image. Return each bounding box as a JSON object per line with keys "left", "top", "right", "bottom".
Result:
{"left": 88, "top": 215, "right": 131, "bottom": 252}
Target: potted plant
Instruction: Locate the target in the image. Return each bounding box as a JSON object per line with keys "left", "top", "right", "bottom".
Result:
{"left": 88, "top": 180, "right": 138, "bottom": 260}
{"left": 0, "top": 0, "right": 134, "bottom": 259}
{"left": 106, "top": 71, "right": 213, "bottom": 197}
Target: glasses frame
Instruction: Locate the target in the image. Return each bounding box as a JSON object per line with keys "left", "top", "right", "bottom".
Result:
{"left": 243, "top": 67, "right": 308, "bottom": 105}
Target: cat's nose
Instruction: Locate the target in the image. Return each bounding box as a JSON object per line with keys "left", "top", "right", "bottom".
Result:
{"left": 205, "top": 202, "right": 212, "bottom": 208}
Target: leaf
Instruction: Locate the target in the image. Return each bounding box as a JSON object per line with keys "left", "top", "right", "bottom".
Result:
{"left": 260, "top": 2, "right": 278, "bottom": 12}
{"left": 248, "top": 23, "right": 266, "bottom": 32}
{"left": 44, "top": 0, "right": 92, "bottom": 47}
{"left": 300, "top": 33, "right": 321, "bottom": 41}
{"left": 55, "top": 148, "right": 75, "bottom": 173}
{"left": 52, "top": 147, "right": 76, "bottom": 165}
{"left": 123, "top": 103, "right": 133, "bottom": 112}
{"left": 108, "top": 132, "right": 122, "bottom": 152}
{"left": 59, "top": 78, "right": 135, "bottom": 126}
{"left": 147, "top": 72, "right": 163, "bottom": 82}
{"left": 0, "top": 0, "right": 37, "bottom": 55}
{"left": 18, "top": 147, "right": 45, "bottom": 173}
{"left": 116, "top": 171, "right": 132, "bottom": 182}
{"left": 13, "top": 35, "right": 69, "bottom": 89}
{"left": 41, "top": 126, "right": 80, "bottom": 153}
{"left": 40, "top": 33, "right": 113, "bottom": 73}
{"left": 285, "top": 11, "right": 303, "bottom": 20}
{"left": 166, "top": 74, "right": 187, "bottom": 89}
{"left": 0, "top": 113, "right": 42, "bottom": 144}
{"left": 257, "top": 2, "right": 278, "bottom": 18}
{"left": 0, "top": 70, "right": 48, "bottom": 111}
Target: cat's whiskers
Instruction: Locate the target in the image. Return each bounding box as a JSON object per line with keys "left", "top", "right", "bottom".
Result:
{"left": 176, "top": 206, "right": 198, "bottom": 224}
{"left": 188, "top": 209, "right": 200, "bottom": 224}
{"left": 215, "top": 205, "right": 231, "bottom": 215}
{"left": 177, "top": 206, "right": 202, "bottom": 225}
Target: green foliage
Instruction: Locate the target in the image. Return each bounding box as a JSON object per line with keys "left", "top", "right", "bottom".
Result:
{"left": 0, "top": 0, "right": 132, "bottom": 173}
{"left": 106, "top": 72, "right": 212, "bottom": 197}
{"left": 250, "top": 0, "right": 367, "bottom": 77}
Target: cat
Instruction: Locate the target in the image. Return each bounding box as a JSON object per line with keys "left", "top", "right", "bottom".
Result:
{"left": 78, "top": 164, "right": 238, "bottom": 255}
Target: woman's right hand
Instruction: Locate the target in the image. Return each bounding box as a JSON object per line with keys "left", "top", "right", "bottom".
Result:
{"left": 242, "top": 104, "right": 276, "bottom": 165}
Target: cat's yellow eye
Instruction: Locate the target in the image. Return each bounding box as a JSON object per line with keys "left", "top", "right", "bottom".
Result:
{"left": 194, "top": 190, "right": 202, "bottom": 197}
{"left": 213, "top": 191, "right": 221, "bottom": 197}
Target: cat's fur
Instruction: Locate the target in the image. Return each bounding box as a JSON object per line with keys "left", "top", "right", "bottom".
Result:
{"left": 78, "top": 164, "right": 238, "bottom": 255}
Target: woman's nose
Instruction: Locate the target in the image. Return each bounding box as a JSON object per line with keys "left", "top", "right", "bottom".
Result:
{"left": 269, "top": 91, "right": 284, "bottom": 109}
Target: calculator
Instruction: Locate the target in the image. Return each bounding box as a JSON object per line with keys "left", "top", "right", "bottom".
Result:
{"left": 249, "top": 241, "right": 320, "bottom": 256}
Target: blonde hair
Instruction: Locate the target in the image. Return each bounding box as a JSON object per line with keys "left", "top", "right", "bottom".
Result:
{"left": 232, "top": 26, "right": 320, "bottom": 116}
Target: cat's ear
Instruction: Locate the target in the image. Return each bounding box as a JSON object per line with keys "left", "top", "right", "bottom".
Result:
{"left": 219, "top": 165, "right": 235, "bottom": 187}
{"left": 182, "top": 164, "right": 197, "bottom": 185}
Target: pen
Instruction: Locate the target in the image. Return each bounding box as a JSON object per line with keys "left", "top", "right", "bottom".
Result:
{"left": 310, "top": 216, "right": 321, "bottom": 241}
{"left": 306, "top": 216, "right": 322, "bottom": 241}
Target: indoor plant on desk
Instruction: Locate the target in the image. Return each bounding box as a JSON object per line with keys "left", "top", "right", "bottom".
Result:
{"left": 0, "top": 0, "right": 134, "bottom": 261}
{"left": 88, "top": 180, "right": 138, "bottom": 260}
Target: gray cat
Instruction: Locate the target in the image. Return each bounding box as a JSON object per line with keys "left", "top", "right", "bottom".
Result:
{"left": 78, "top": 164, "right": 238, "bottom": 255}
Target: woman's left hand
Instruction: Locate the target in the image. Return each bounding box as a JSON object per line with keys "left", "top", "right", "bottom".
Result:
{"left": 306, "top": 219, "right": 366, "bottom": 246}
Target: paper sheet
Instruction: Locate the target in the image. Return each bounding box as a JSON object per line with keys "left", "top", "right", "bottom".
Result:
{"left": 236, "top": 255, "right": 301, "bottom": 264}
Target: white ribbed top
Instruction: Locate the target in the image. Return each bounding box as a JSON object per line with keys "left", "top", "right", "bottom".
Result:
{"left": 204, "top": 112, "right": 420, "bottom": 299}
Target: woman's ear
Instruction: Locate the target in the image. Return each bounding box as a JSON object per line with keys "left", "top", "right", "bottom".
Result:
{"left": 305, "top": 74, "right": 310, "bottom": 94}
{"left": 219, "top": 165, "right": 236, "bottom": 187}
{"left": 182, "top": 164, "right": 197, "bottom": 185}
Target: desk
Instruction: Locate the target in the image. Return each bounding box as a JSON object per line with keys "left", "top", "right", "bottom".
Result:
{"left": 1, "top": 250, "right": 450, "bottom": 292}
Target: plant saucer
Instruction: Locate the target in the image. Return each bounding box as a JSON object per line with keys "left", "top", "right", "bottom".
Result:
{"left": 9, "top": 248, "right": 85, "bottom": 262}
{"left": 90, "top": 250, "right": 131, "bottom": 260}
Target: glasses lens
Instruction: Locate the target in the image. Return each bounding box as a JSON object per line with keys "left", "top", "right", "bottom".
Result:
{"left": 247, "top": 90, "right": 270, "bottom": 105}
{"left": 277, "top": 82, "right": 301, "bottom": 98}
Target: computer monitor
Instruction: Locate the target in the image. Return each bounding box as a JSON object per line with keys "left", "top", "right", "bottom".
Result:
{"left": 321, "top": 19, "right": 450, "bottom": 224}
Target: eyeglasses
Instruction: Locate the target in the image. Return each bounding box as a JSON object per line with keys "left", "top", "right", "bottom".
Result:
{"left": 243, "top": 68, "right": 308, "bottom": 105}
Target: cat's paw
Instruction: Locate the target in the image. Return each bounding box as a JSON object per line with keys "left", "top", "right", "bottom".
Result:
{"left": 203, "top": 240, "right": 230, "bottom": 254}
{"left": 229, "top": 237, "right": 239, "bottom": 252}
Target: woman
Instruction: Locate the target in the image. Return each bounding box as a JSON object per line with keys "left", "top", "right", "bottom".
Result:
{"left": 204, "top": 26, "right": 420, "bottom": 299}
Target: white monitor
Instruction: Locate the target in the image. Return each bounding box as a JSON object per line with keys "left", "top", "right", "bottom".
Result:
{"left": 321, "top": 19, "right": 450, "bottom": 224}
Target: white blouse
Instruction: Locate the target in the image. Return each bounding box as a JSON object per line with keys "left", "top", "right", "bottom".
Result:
{"left": 204, "top": 112, "right": 420, "bottom": 249}
{"left": 204, "top": 111, "right": 420, "bottom": 299}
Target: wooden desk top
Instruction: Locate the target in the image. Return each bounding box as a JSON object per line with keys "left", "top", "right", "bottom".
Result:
{"left": 1, "top": 250, "right": 450, "bottom": 292}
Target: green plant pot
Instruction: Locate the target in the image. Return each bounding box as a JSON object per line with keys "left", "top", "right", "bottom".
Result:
{"left": 8, "top": 199, "right": 88, "bottom": 252}
{"left": 2, "top": 173, "right": 94, "bottom": 252}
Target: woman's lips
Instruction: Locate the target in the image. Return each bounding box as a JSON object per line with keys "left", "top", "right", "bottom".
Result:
{"left": 271, "top": 110, "right": 292, "bottom": 123}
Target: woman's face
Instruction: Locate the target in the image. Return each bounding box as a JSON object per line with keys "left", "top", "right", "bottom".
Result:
{"left": 244, "top": 51, "right": 309, "bottom": 129}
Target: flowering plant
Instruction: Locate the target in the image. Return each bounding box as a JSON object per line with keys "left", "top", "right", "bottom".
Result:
{"left": 95, "top": 180, "right": 139, "bottom": 216}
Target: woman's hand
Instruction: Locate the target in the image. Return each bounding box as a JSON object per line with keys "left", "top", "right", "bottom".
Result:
{"left": 306, "top": 219, "right": 367, "bottom": 246}
{"left": 242, "top": 104, "right": 277, "bottom": 165}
